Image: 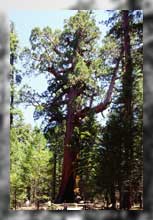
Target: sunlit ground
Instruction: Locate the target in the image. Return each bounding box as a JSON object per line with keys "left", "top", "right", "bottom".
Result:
{"left": 13, "top": 202, "right": 143, "bottom": 210}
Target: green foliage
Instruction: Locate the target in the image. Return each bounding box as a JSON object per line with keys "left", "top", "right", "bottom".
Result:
{"left": 10, "top": 22, "right": 25, "bottom": 127}
{"left": 44, "top": 124, "right": 64, "bottom": 200}
{"left": 30, "top": 129, "right": 52, "bottom": 203}
{"left": 10, "top": 121, "right": 53, "bottom": 209}
{"left": 72, "top": 115, "right": 101, "bottom": 199}
{"left": 20, "top": 11, "right": 119, "bottom": 127}
{"left": 95, "top": 11, "right": 143, "bottom": 205}
{"left": 10, "top": 22, "right": 19, "bottom": 60}
{"left": 10, "top": 10, "right": 143, "bottom": 208}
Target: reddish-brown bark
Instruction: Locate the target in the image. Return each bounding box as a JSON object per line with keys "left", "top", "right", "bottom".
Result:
{"left": 55, "top": 87, "right": 78, "bottom": 203}
{"left": 122, "top": 11, "right": 133, "bottom": 117}
{"left": 55, "top": 53, "right": 122, "bottom": 203}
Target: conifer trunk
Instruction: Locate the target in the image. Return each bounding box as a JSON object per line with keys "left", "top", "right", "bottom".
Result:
{"left": 110, "top": 184, "right": 116, "bottom": 209}
{"left": 121, "top": 10, "right": 133, "bottom": 209}
{"left": 55, "top": 88, "right": 78, "bottom": 203}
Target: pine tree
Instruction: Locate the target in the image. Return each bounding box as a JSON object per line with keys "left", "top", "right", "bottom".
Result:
{"left": 10, "top": 117, "right": 53, "bottom": 209}
{"left": 96, "top": 10, "right": 143, "bottom": 209}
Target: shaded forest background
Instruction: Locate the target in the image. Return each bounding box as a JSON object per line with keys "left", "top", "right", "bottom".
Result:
{"left": 10, "top": 10, "right": 143, "bottom": 210}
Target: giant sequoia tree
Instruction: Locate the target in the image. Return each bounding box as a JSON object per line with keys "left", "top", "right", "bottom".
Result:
{"left": 21, "top": 11, "right": 125, "bottom": 203}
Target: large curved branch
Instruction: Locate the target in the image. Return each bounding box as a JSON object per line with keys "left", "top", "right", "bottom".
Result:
{"left": 47, "top": 66, "right": 61, "bottom": 78}
{"left": 75, "top": 52, "right": 122, "bottom": 120}
{"left": 47, "top": 65, "right": 73, "bottom": 78}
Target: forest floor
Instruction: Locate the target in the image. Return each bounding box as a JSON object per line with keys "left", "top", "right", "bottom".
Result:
{"left": 15, "top": 203, "right": 143, "bottom": 211}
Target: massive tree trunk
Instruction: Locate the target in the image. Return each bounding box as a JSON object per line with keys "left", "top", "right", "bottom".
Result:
{"left": 55, "top": 48, "right": 122, "bottom": 203}
{"left": 55, "top": 146, "right": 77, "bottom": 203}
{"left": 55, "top": 88, "right": 78, "bottom": 203}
